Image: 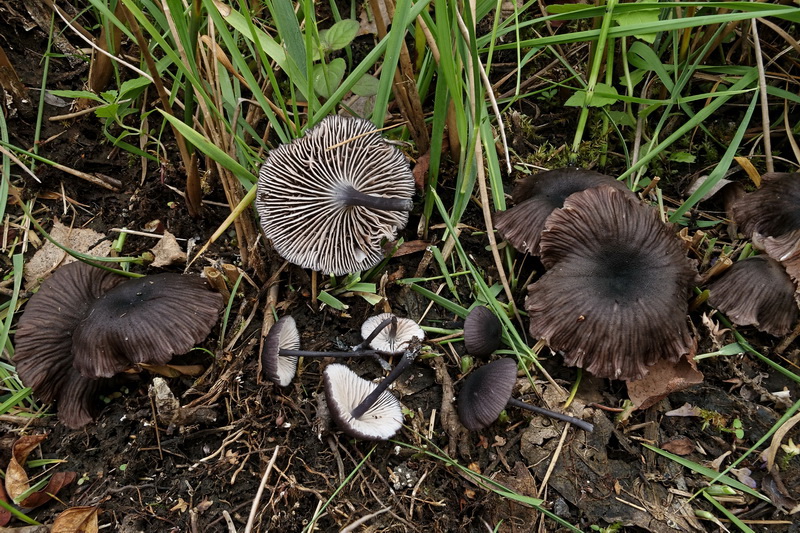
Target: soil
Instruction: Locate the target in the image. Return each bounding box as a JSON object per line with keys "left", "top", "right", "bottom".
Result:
{"left": 1, "top": 3, "right": 800, "bottom": 533}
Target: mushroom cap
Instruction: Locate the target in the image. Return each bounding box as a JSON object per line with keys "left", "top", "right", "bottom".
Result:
{"left": 14, "top": 262, "right": 127, "bottom": 426}
{"left": 764, "top": 230, "right": 800, "bottom": 283}
{"left": 463, "top": 306, "right": 502, "bottom": 358}
{"left": 323, "top": 363, "right": 404, "bottom": 440}
{"left": 261, "top": 315, "right": 301, "bottom": 387}
{"left": 457, "top": 358, "right": 516, "bottom": 431}
{"left": 71, "top": 274, "right": 225, "bottom": 379}
{"left": 360, "top": 313, "right": 425, "bottom": 354}
{"left": 733, "top": 172, "right": 800, "bottom": 248}
{"left": 708, "top": 255, "right": 798, "bottom": 336}
{"left": 525, "top": 185, "right": 698, "bottom": 381}
{"left": 256, "top": 115, "right": 415, "bottom": 275}
{"left": 495, "top": 168, "right": 632, "bottom": 255}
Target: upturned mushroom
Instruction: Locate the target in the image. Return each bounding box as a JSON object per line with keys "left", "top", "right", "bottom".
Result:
{"left": 525, "top": 185, "right": 698, "bottom": 381}
{"left": 323, "top": 363, "right": 404, "bottom": 440}
{"left": 256, "top": 116, "right": 415, "bottom": 276}
{"left": 457, "top": 358, "right": 593, "bottom": 432}
{"left": 708, "top": 255, "right": 798, "bottom": 336}
{"left": 494, "top": 167, "right": 632, "bottom": 255}
{"left": 14, "top": 262, "right": 224, "bottom": 428}
{"left": 261, "top": 315, "right": 396, "bottom": 386}
{"left": 360, "top": 313, "right": 425, "bottom": 354}
{"left": 463, "top": 306, "right": 502, "bottom": 358}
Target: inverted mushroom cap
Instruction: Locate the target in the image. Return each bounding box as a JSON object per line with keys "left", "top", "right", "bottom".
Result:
{"left": 457, "top": 358, "right": 516, "bottom": 430}
{"left": 733, "top": 172, "right": 800, "bottom": 247}
{"left": 256, "top": 116, "right": 415, "bottom": 276}
{"left": 764, "top": 231, "right": 800, "bottom": 283}
{"left": 14, "top": 262, "right": 127, "bottom": 427}
{"left": 525, "top": 185, "right": 698, "bottom": 381}
{"left": 360, "top": 313, "right": 425, "bottom": 354}
{"left": 708, "top": 255, "right": 798, "bottom": 336}
{"left": 495, "top": 168, "right": 631, "bottom": 255}
{"left": 323, "top": 363, "right": 404, "bottom": 440}
{"left": 261, "top": 315, "right": 301, "bottom": 387}
{"left": 463, "top": 306, "right": 502, "bottom": 358}
{"left": 72, "top": 274, "right": 225, "bottom": 379}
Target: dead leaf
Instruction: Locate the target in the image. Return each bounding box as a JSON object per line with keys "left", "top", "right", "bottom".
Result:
{"left": 665, "top": 403, "right": 701, "bottom": 417}
{"left": 24, "top": 219, "right": 112, "bottom": 288}
{"left": 139, "top": 363, "right": 205, "bottom": 378}
{"left": 170, "top": 498, "right": 189, "bottom": 513}
{"left": 763, "top": 411, "right": 800, "bottom": 471}
{"left": 150, "top": 230, "right": 186, "bottom": 267}
{"left": 413, "top": 152, "right": 430, "bottom": 190}
{"left": 661, "top": 438, "right": 695, "bottom": 456}
{"left": 763, "top": 467, "right": 800, "bottom": 515}
{"left": 627, "top": 355, "right": 704, "bottom": 410}
{"left": 0, "top": 481, "right": 11, "bottom": 526}
{"left": 734, "top": 156, "right": 761, "bottom": 187}
{"left": 5, "top": 434, "right": 48, "bottom": 502}
{"left": 389, "top": 240, "right": 430, "bottom": 258}
{"left": 19, "top": 471, "right": 77, "bottom": 508}
{"left": 51, "top": 506, "right": 99, "bottom": 533}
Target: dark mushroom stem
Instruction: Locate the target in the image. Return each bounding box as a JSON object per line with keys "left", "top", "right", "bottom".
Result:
{"left": 338, "top": 185, "right": 414, "bottom": 212}
{"left": 358, "top": 315, "right": 397, "bottom": 350}
{"left": 351, "top": 349, "right": 416, "bottom": 419}
{"left": 506, "top": 397, "right": 594, "bottom": 433}
{"left": 277, "top": 348, "right": 391, "bottom": 370}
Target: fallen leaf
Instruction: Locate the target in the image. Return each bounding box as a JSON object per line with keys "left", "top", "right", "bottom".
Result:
{"left": 627, "top": 355, "right": 704, "bottom": 410}
{"left": 389, "top": 240, "right": 430, "bottom": 258}
{"left": 763, "top": 466, "right": 800, "bottom": 514}
{"left": 149, "top": 230, "right": 186, "bottom": 267}
{"left": 412, "top": 152, "right": 430, "bottom": 190}
{"left": 665, "top": 403, "right": 701, "bottom": 418}
{"left": 0, "top": 481, "right": 11, "bottom": 526}
{"left": 5, "top": 434, "right": 48, "bottom": 502}
{"left": 51, "top": 506, "right": 99, "bottom": 533}
{"left": 170, "top": 498, "right": 189, "bottom": 513}
{"left": 661, "top": 438, "right": 695, "bottom": 456}
{"left": 19, "top": 471, "right": 77, "bottom": 508}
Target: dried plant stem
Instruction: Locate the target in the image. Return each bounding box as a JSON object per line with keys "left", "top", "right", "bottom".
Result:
{"left": 244, "top": 446, "right": 280, "bottom": 533}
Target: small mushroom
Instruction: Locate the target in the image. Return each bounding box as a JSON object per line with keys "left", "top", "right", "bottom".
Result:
{"left": 261, "top": 315, "right": 393, "bottom": 386}
{"left": 733, "top": 172, "right": 800, "bottom": 249}
{"left": 360, "top": 313, "right": 425, "bottom": 354}
{"left": 495, "top": 167, "right": 632, "bottom": 255}
{"left": 13, "top": 262, "right": 224, "bottom": 428}
{"left": 526, "top": 185, "right": 698, "bottom": 381}
{"left": 457, "top": 358, "right": 593, "bottom": 432}
{"left": 323, "top": 363, "right": 404, "bottom": 440}
{"left": 256, "top": 116, "right": 415, "bottom": 275}
{"left": 708, "top": 255, "right": 798, "bottom": 336}
{"left": 463, "top": 306, "right": 502, "bottom": 358}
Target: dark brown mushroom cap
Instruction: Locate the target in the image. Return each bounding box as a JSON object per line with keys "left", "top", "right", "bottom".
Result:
{"left": 261, "top": 315, "right": 301, "bottom": 387}
{"left": 14, "top": 262, "right": 126, "bottom": 407}
{"left": 463, "top": 306, "right": 502, "bottom": 358}
{"left": 256, "top": 115, "right": 415, "bottom": 275}
{"left": 457, "top": 358, "right": 516, "bottom": 430}
{"left": 323, "top": 363, "right": 403, "bottom": 441}
{"left": 72, "top": 273, "right": 224, "bottom": 379}
{"left": 495, "top": 168, "right": 632, "bottom": 255}
{"left": 708, "top": 255, "right": 798, "bottom": 336}
{"left": 733, "top": 172, "right": 800, "bottom": 247}
{"left": 56, "top": 369, "right": 106, "bottom": 429}
{"left": 526, "top": 185, "right": 698, "bottom": 381}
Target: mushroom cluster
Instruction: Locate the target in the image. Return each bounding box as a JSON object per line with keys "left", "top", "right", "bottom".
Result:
{"left": 261, "top": 312, "right": 425, "bottom": 441}
{"left": 497, "top": 169, "right": 698, "bottom": 381}
{"left": 14, "top": 262, "right": 224, "bottom": 428}
{"left": 256, "top": 116, "right": 415, "bottom": 276}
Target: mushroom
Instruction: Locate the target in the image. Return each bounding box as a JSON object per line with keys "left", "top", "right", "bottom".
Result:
{"left": 463, "top": 306, "right": 502, "bottom": 358}
{"left": 13, "top": 262, "right": 224, "bottom": 428}
{"left": 256, "top": 115, "right": 415, "bottom": 275}
{"left": 457, "top": 358, "right": 593, "bottom": 432}
{"left": 708, "top": 255, "right": 798, "bottom": 336}
{"left": 494, "top": 167, "right": 632, "bottom": 255}
{"left": 360, "top": 313, "right": 425, "bottom": 354}
{"left": 733, "top": 172, "right": 800, "bottom": 281}
{"left": 323, "top": 363, "right": 404, "bottom": 440}
{"left": 261, "top": 315, "right": 395, "bottom": 386}
{"left": 525, "top": 185, "right": 698, "bottom": 381}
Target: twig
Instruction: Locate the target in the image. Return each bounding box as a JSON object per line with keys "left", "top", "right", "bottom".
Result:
{"left": 750, "top": 19, "right": 773, "bottom": 173}
{"left": 244, "top": 446, "right": 280, "bottom": 533}
{"left": 536, "top": 423, "right": 569, "bottom": 499}
{"left": 340, "top": 507, "right": 391, "bottom": 533}
{"left": 0, "top": 145, "right": 41, "bottom": 182}
{"left": 222, "top": 510, "right": 236, "bottom": 533}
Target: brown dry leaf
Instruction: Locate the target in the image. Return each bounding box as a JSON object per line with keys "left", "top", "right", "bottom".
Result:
{"left": 390, "top": 240, "right": 430, "bottom": 258}
{"left": 24, "top": 219, "right": 112, "bottom": 288}
{"left": 413, "top": 151, "right": 430, "bottom": 190}
{"left": 763, "top": 466, "right": 800, "bottom": 514}
{"left": 763, "top": 411, "right": 800, "bottom": 471}
{"left": 170, "top": 498, "right": 189, "bottom": 513}
{"left": 661, "top": 438, "right": 695, "bottom": 456}
{"left": 734, "top": 156, "right": 761, "bottom": 187}
{"left": 627, "top": 355, "right": 704, "bottom": 410}
{"left": 51, "top": 506, "right": 99, "bottom": 533}
{"left": 149, "top": 230, "right": 186, "bottom": 267}
{"left": 139, "top": 363, "right": 206, "bottom": 377}
{"left": 19, "top": 471, "right": 77, "bottom": 509}
{"left": 0, "top": 480, "right": 11, "bottom": 526}
{"left": 5, "top": 434, "right": 47, "bottom": 502}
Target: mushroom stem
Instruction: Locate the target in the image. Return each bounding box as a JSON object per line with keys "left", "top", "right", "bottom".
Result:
{"left": 350, "top": 349, "right": 416, "bottom": 419}
{"left": 506, "top": 397, "right": 594, "bottom": 433}
{"left": 357, "top": 315, "right": 396, "bottom": 350}
{"left": 278, "top": 348, "right": 392, "bottom": 371}
{"left": 339, "top": 185, "right": 413, "bottom": 212}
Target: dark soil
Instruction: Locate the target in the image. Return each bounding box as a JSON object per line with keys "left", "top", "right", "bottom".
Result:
{"left": 2, "top": 3, "right": 800, "bottom": 533}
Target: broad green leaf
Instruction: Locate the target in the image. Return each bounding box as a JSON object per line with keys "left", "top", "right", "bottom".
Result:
{"left": 47, "top": 89, "right": 103, "bottom": 101}
{"left": 613, "top": 9, "right": 660, "bottom": 43}
{"left": 606, "top": 110, "right": 636, "bottom": 128}
{"left": 211, "top": 0, "right": 286, "bottom": 68}
{"left": 313, "top": 58, "right": 346, "bottom": 98}
{"left": 565, "top": 83, "right": 619, "bottom": 107}
{"left": 118, "top": 76, "right": 152, "bottom": 98}
{"left": 351, "top": 73, "right": 380, "bottom": 96}
{"left": 318, "top": 290, "right": 348, "bottom": 310}
{"left": 321, "top": 19, "right": 359, "bottom": 51}
{"left": 669, "top": 151, "right": 696, "bottom": 163}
